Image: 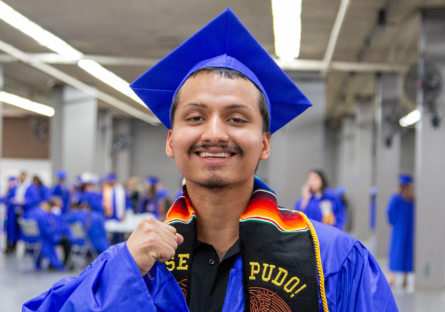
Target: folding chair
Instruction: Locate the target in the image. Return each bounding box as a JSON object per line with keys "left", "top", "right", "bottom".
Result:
{"left": 65, "top": 221, "right": 98, "bottom": 270}
{"left": 17, "top": 218, "right": 42, "bottom": 268}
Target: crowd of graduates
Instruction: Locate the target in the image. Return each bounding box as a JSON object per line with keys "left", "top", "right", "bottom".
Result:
{"left": 1, "top": 170, "right": 179, "bottom": 271}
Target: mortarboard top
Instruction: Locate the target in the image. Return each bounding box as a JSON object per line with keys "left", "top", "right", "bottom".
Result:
{"left": 147, "top": 176, "right": 158, "bottom": 185}
{"left": 106, "top": 173, "right": 117, "bottom": 182}
{"left": 55, "top": 170, "right": 67, "bottom": 179}
{"left": 8, "top": 176, "right": 16, "bottom": 182}
{"left": 157, "top": 188, "right": 169, "bottom": 200}
{"left": 399, "top": 174, "right": 412, "bottom": 185}
{"left": 131, "top": 8, "right": 312, "bottom": 134}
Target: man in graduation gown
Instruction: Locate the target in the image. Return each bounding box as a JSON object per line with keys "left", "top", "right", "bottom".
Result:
{"left": 23, "top": 9, "right": 398, "bottom": 312}
{"left": 15, "top": 172, "right": 41, "bottom": 217}
{"left": 51, "top": 170, "right": 71, "bottom": 215}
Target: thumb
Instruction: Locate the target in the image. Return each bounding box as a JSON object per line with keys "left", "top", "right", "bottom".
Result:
{"left": 176, "top": 233, "right": 184, "bottom": 245}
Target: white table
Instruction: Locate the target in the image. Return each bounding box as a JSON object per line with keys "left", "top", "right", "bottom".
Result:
{"left": 104, "top": 212, "right": 157, "bottom": 233}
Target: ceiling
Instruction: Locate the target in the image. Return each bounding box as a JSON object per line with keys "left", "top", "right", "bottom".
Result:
{"left": 1, "top": 0, "right": 445, "bottom": 120}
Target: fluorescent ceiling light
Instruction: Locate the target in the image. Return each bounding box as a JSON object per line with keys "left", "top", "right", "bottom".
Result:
{"left": 400, "top": 109, "right": 420, "bottom": 127}
{"left": 0, "top": 1, "right": 83, "bottom": 61}
{"left": 78, "top": 59, "right": 144, "bottom": 105}
{"left": 271, "top": 0, "right": 302, "bottom": 61}
{"left": 0, "top": 1, "right": 146, "bottom": 108}
{"left": 0, "top": 91, "right": 55, "bottom": 116}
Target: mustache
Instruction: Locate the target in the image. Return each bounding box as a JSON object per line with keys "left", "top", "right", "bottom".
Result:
{"left": 188, "top": 144, "right": 244, "bottom": 156}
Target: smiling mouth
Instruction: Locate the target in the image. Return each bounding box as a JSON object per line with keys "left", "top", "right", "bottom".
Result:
{"left": 197, "top": 152, "right": 234, "bottom": 158}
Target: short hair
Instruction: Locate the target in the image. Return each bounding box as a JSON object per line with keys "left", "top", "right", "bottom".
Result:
{"left": 170, "top": 67, "right": 270, "bottom": 133}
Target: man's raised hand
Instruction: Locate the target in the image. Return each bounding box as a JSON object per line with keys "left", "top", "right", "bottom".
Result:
{"left": 127, "top": 218, "right": 184, "bottom": 276}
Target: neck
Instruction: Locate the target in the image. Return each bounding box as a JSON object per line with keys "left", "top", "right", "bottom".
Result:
{"left": 186, "top": 176, "right": 255, "bottom": 256}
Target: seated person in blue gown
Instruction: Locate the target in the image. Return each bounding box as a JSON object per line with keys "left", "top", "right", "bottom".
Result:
{"left": 25, "top": 200, "right": 64, "bottom": 271}
{"left": 387, "top": 174, "right": 415, "bottom": 287}
{"left": 295, "top": 170, "right": 347, "bottom": 230}
{"left": 51, "top": 170, "right": 71, "bottom": 215}
{"left": 23, "top": 9, "right": 398, "bottom": 312}
{"left": 64, "top": 201, "right": 111, "bottom": 255}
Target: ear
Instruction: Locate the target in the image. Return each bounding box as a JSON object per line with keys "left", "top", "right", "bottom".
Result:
{"left": 166, "top": 129, "right": 174, "bottom": 158}
{"left": 259, "top": 132, "right": 271, "bottom": 160}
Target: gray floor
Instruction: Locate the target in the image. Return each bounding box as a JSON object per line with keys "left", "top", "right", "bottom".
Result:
{"left": 1, "top": 247, "right": 445, "bottom": 311}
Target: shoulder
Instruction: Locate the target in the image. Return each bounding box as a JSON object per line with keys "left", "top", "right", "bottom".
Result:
{"left": 311, "top": 220, "right": 360, "bottom": 275}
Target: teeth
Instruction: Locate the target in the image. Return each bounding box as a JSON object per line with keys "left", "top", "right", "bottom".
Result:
{"left": 199, "top": 152, "right": 231, "bottom": 158}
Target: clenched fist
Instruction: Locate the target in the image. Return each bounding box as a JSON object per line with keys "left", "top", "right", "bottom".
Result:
{"left": 127, "top": 217, "right": 184, "bottom": 276}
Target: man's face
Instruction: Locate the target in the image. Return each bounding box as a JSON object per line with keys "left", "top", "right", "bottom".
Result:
{"left": 166, "top": 71, "right": 270, "bottom": 189}
{"left": 19, "top": 173, "right": 26, "bottom": 183}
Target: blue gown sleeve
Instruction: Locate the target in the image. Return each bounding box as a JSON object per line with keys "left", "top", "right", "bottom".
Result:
{"left": 22, "top": 243, "right": 188, "bottom": 312}
{"left": 324, "top": 241, "right": 398, "bottom": 311}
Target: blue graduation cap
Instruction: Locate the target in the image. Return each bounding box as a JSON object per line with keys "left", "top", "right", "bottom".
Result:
{"left": 106, "top": 173, "right": 117, "bottom": 182}
{"left": 399, "top": 174, "right": 412, "bottom": 185}
{"left": 147, "top": 176, "right": 158, "bottom": 185}
{"left": 8, "top": 176, "right": 16, "bottom": 182}
{"left": 55, "top": 170, "right": 67, "bottom": 179}
{"left": 130, "top": 8, "right": 311, "bottom": 134}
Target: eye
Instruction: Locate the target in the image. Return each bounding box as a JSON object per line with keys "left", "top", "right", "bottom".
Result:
{"left": 186, "top": 116, "right": 205, "bottom": 122}
{"left": 228, "top": 118, "right": 246, "bottom": 123}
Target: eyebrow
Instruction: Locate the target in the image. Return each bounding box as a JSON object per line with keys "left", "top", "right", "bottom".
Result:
{"left": 183, "top": 103, "right": 251, "bottom": 110}
{"left": 183, "top": 103, "right": 208, "bottom": 108}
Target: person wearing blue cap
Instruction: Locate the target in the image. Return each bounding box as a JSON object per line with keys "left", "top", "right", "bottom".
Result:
{"left": 102, "top": 173, "right": 130, "bottom": 221}
{"left": 72, "top": 173, "right": 104, "bottom": 214}
{"left": 24, "top": 9, "right": 397, "bottom": 312}
{"left": 51, "top": 170, "right": 71, "bottom": 215}
{"left": 295, "top": 170, "right": 348, "bottom": 230}
{"left": 387, "top": 174, "right": 415, "bottom": 288}
{"left": 137, "top": 176, "right": 160, "bottom": 217}
{"left": 2, "top": 177, "right": 17, "bottom": 254}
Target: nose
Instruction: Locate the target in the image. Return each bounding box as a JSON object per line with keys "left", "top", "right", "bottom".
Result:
{"left": 201, "top": 114, "right": 229, "bottom": 144}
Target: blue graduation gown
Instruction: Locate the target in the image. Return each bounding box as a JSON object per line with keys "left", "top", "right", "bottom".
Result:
{"left": 294, "top": 189, "right": 347, "bottom": 229}
{"left": 23, "top": 220, "right": 398, "bottom": 311}
{"left": 51, "top": 184, "right": 71, "bottom": 214}
{"left": 74, "top": 190, "right": 104, "bottom": 214}
{"left": 387, "top": 193, "right": 414, "bottom": 273}
{"left": 64, "top": 210, "right": 110, "bottom": 254}
{"left": 137, "top": 196, "right": 159, "bottom": 217}
{"left": 22, "top": 184, "right": 43, "bottom": 215}
{"left": 2, "top": 186, "right": 18, "bottom": 243}
{"left": 25, "top": 207, "right": 64, "bottom": 270}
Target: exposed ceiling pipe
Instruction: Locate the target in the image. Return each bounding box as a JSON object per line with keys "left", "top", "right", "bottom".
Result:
{"left": 0, "top": 40, "right": 159, "bottom": 125}
{"left": 322, "top": 0, "right": 351, "bottom": 75}
{"left": 335, "top": 0, "right": 402, "bottom": 105}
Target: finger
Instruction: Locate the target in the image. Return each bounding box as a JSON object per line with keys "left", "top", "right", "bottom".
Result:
{"left": 164, "top": 223, "right": 178, "bottom": 234}
{"left": 156, "top": 244, "right": 176, "bottom": 263}
{"left": 176, "top": 233, "right": 184, "bottom": 245}
{"left": 160, "top": 231, "right": 178, "bottom": 250}
{"left": 160, "top": 224, "right": 178, "bottom": 241}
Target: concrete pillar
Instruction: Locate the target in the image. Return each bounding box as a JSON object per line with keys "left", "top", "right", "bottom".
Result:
{"left": 352, "top": 97, "right": 374, "bottom": 240}
{"left": 415, "top": 9, "right": 445, "bottom": 290}
{"left": 374, "top": 73, "right": 402, "bottom": 257}
{"left": 96, "top": 110, "right": 113, "bottom": 177}
{"left": 52, "top": 85, "right": 98, "bottom": 180}
{"left": 0, "top": 64, "right": 3, "bottom": 250}
{"left": 113, "top": 118, "right": 132, "bottom": 183}
{"left": 264, "top": 72, "right": 326, "bottom": 209}
{"left": 50, "top": 85, "right": 64, "bottom": 172}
